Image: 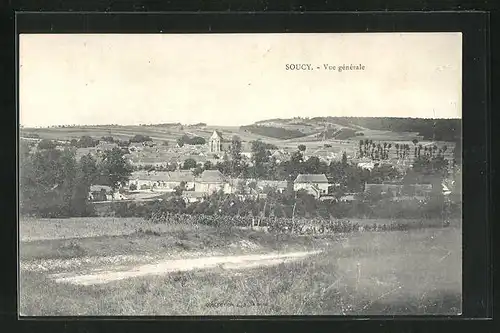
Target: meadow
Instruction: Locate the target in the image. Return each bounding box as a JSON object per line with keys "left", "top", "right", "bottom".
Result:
{"left": 19, "top": 217, "right": 462, "bottom": 316}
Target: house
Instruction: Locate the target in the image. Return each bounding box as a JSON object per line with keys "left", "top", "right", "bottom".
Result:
{"left": 256, "top": 180, "right": 288, "bottom": 193}
{"left": 88, "top": 185, "right": 127, "bottom": 201}
{"left": 128, "top": 142, "right": 144, "bottom": 152}
{"left": 89, "top": 185, "right": 111, "bottom": 201}
{"left": 182, "top": 191, "right": 207, "bottom": 204}
{"left": 127, "top": 171, "right": 195, "bottom": 192}
{"left": 143, "top": 141, "right": 156, "bottom": 147}
{"left": 306, "top": 148, "right": 339, "bottom": 163}
{"left": 364, "top": 183, "right": 433, "bottom": 198}
{"left": 357, "top": 162, "right": 376, "bottom": 171}
{"left": 337, "top": 194, "right": 357, "bottom": 202}
{"left": 96, "top": 142, "right": 118, "bottom": 153}
{"left": 195, "top": 169, "right": 226, "bottom": 194}
{"left": 293, "top": 174, "right": 329, "bottom": 198}
{"left": 270, "top": 150, "right": 290, "bottom": 163}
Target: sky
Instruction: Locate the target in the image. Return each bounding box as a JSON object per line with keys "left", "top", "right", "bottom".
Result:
{"left": 19, "top": 33, "right": 462, "bottom": 128}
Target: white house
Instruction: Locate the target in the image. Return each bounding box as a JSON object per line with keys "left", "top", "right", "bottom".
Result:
{"left": 293, "top": 174, "right": 330, "bottom": 198}
{"left": 127, "top": 171, "right": 195, "bottom": 192}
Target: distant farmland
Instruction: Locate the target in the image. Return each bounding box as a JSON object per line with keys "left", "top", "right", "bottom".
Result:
{"left": 20, "top": 117, "right": 460, "bottom": 154}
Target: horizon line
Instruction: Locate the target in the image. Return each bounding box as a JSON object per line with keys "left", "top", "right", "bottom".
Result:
{"left": 19, "top": 116, "right": 462, "bottom": 129}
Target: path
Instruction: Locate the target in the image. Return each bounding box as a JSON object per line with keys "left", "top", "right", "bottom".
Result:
{"left": 50, "top": 251, "right": 321, "bottom": 286}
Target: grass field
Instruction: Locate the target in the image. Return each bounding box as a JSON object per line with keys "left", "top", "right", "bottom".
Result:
{"left": 21, "top": 123, "right": 448, "bottom": 148}
{"left": 19, "top": 216, "right": 461, "bottom": 316}
{"left": 19, "top": 217, "right": 457, "bottom": 242}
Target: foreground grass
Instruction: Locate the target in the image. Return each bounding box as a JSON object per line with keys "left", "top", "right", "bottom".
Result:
{"left": 20, "top": 216, "right": 458, "bottom": 242}
{"left": 20, "top": 223, "right": 327, "bottom": 262}
{"left": 20, "top": 227, "right": 461, "bottom": 316}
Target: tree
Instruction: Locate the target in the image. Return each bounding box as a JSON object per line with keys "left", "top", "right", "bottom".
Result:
{"left": 174, "top": 181, "right": 186, "bottom": 196}
{"left": 453, "top": 139, "right": 462, "bottom": 163}
{"left": 99, "top": 148, "right": 133, "bottom": 191}
{"left": 20, "top": 147, "right": 86, "bottom": 217}
{"left": 71, "top": 154, "right": 98, "bottom": 216}
{"left": 37, "top": 139, "right": 56, "bottom": 150}
{"left": 176, "top": 137, "right": 185, "bottom": 147}
{"left": 189, "top": 136, "right": 206, "bottom": 145}
{"left": 235, "top": 179, "right": 247, "bottom": 194}
{"left": 176, "top": 134, "right": 205, "bottom": 146}
{"left": 298, "top": 144, "right": 306, "bottom": 152}
{"left": 182, "top": 158, "right": 197, "bottom": 170}
{"left": 304, "top": 156, "right": 321, "bottom": 174}
{"left": 250, "top": 140, "right": 271, "bottom": 178}
{"left": 129, "top": 134, "right": 152, "bottom": 143}
{"left": 193, "top": 166, "right": 204, "bottom": 177}
{"left": 229, "top": 136, "right": 242, "bottom": 176}
{"left": 251, "top": 140, "right": 270, "bottom": 165}
{"left": 342, "top": 151, "right": 348, "bottom": 166}
{"left": 203, "top": 160, "right": 213, "bottom": 170}
{"left": 77, "top": 135, "right": 99, "bottom": 148}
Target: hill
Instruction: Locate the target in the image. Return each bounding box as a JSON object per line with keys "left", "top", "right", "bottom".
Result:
{"left": 19, "top": 117, "right": 461, "bottom": 160}
{"left": 241, "top": 117, "right": 461, "bottom": 142}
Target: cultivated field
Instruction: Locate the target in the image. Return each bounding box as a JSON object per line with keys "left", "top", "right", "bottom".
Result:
{"left": 20, "top": 124, "right": 442, "bottom": 148}
{"left": 19, "top": 217, "right": 462, "bottom": 316}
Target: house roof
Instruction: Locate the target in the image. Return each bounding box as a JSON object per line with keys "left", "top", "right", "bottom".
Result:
{"left": 90, "top": 185, "right": 112, "bottom": 192}
{"left": 257, "top": 180, "right": 288, "bottom": 188}
{"left": 294, "top": 174, "right": 329, "bottom": 183}
{"left": 210, "top": 130, "right": 223, "bottom": 141}
{"left": 130, "top": 171, "right": 194, "bottom": 182}
{"left": 182, "top": 191, "right": 206, "bottom": 198}
{"left": 198, "top": 169, "right": 225, "bottom": 183}
{"left": 97, "top": 143, "right": 118, "bottom": 150}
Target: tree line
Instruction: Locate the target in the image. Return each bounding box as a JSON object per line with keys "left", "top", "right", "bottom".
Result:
{"left": 20, "top": 142, "right": 132, "bottom": 218}
{"left": 110, "top": 187, "right": 460, "bottom": 221}
{"left": 312, "top": 117, "right": 461, "bottom": 142}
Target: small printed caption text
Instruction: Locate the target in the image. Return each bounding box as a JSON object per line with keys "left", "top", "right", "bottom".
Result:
{"left": 285, "top": 63, "right": 366, "bottom": 72}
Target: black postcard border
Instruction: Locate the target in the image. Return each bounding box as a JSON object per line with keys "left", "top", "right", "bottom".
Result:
{"left": 1, "top": 9, "right": 494, "bottom": 333}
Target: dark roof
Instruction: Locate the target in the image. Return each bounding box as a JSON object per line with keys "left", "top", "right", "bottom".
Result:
{"left": 294, "top": 174, "right": 328, "bottom": 183}
{"left": 198, "top": 169, "right": 225, "bottom": 183}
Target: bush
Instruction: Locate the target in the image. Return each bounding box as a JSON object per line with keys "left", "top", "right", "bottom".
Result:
{"left": 129, "top": 134, "right": 152, "bottom": 143}
{"left": 240, "top": 125, "right": 307, "bottom": 140}
{"left": 37, "top": 139, "right": 57, "bottom": 150}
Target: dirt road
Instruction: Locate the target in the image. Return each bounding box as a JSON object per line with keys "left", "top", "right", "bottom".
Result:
{"left": 48, "top": 251, "right": 321, "bottom": 286}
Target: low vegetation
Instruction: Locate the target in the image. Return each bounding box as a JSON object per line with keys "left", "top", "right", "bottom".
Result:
{"left": 20, "top": 227, "right": 461, "bottom": 316}
{"left": 240, "top": 125, "right": 307, "bottom": 140}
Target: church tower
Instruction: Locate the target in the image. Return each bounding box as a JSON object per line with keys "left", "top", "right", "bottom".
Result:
{"left": 209, "top": 130, "right": 222, "bottom": 153}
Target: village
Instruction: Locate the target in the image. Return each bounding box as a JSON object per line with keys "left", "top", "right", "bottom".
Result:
{"left": 80, "top": 129, "right": 457, "bottom": 208}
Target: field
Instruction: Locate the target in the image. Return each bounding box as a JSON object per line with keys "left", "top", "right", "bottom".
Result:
{"left": 20, "top": 122, "right": 442, "bottom": 147}
{"left": 19, "top": 217, "right": 462, "bottom": 316}
{"left": 20, "top": 123, "right": 457, "bottom": 169}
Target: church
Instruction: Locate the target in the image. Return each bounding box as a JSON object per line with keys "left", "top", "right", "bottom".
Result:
{"left": 207, "top": 130, "right": 250, "bottom": 159}
{"left": 208, "top": 130, "right": 223, "bottom": 153}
